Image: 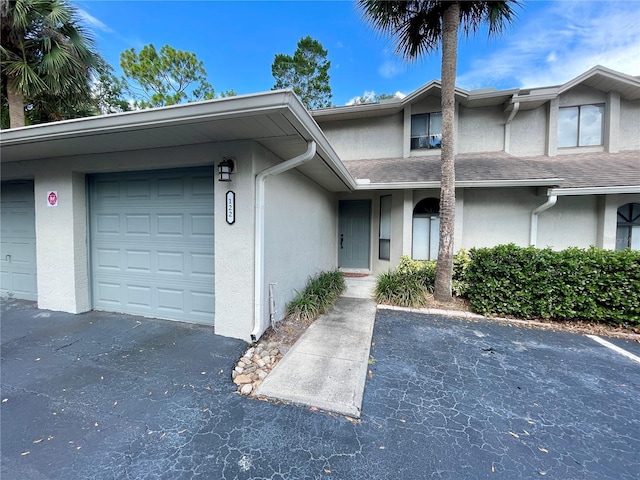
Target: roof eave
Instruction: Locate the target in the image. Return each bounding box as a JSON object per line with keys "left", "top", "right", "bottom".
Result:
{"left": 353, "top": 178, "right": 562, "bottom": 190}
{"left": 547, "top": 185, "right": 640, "bottom": 196}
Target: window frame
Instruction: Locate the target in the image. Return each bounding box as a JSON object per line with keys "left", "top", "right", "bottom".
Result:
{"left": 410, "top": 112, "right": 442, "bottom": 150}
{"left": 411, "top": 198, "right": 440, "bottom": 261}
{"left": 378, "top": 195, "right": 392, "bottom": 260}
{"left": 616, "top": 203, "right": 640, "bottom": 251}
{"left": 558, "top": 103, "right": 605, "bottom": 148}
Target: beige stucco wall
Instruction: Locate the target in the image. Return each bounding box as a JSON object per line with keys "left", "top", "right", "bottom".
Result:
{"left": 559, "top": 85, "right": 606, "bottom": 107}
{"left": 31, "top": 170, "right": 90, "bottom": 313}
{"left": 509, "top": 107, "right": 548, "bottom": 157}
{"left": 262, "top": 156, "right": 337, "bottom": 328}
{"left": 317, "top": 114, "right": 403, "bottom": 161}
{"left": 620, "top": 99, "right": 640, "bottom": 151}
{"left": 537, "top": 196, "right": 599, "bottom": 249}
{"left": 457, "top": 105, "right": 505, "bottom": 154}
{"left": 462, "top": 188, "right": 542, "bottom": 248}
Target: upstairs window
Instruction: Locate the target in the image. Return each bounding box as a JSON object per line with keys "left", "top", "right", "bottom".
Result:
{"left": 411, "top": 113, "right": 442, "bottom": 150}
{"left": 558, "top": 104, "right": 604, "bottom": 147}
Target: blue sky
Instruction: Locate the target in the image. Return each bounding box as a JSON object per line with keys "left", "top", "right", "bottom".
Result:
{"left": 77, "top": 0, "right": 640, "bottom": 106}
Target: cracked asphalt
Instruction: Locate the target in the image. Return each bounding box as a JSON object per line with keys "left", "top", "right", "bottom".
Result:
{"left": 1, "top": 299, "right": 639, "bottom": 479}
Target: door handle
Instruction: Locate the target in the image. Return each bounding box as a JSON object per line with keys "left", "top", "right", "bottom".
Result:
{"left": 340, "top": 234, "right": 344, "bottom": 249}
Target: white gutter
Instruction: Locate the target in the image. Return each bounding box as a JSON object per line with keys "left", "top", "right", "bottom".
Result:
{"left": 504, "top": 102, "right": 520, "bottom": 153}
{"left": 353, "top": 178, "right": 562, "bottom": 190}
{"left": 548, "top": 185, "right": 640, "bottom": 196}
{"left": 530, "top": 194, "right": 558, "bottom": 247}
{"left": 251, "top": 140, "right": 317, "bottom": 342}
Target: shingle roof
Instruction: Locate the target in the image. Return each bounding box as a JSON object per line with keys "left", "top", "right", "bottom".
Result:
{"left": 345, "top": 150, "right": 640, "bottom": 189}
{"left": 528, "top": 151, "right": 640, "bottom": 188}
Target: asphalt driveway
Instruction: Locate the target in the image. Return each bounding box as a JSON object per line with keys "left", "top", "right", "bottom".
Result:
{"left": 1, "top": 299, "right": 639, "bottom": 479}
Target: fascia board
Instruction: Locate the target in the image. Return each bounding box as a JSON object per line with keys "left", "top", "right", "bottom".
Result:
{"left": 0, "top": 91, "right": 295, "bottom": 146}
{"left": 311, "top": 101, "right": 402, "bottom": 119}
{"left": 354, "top": 178, "right": 563, "bottom": 190}
{"left": 273, "top": 94, "right": 358, "bottom": 190}
{"left": 548, "top": 185, "right": 640, "bottom": 196}
{"left": 509, "top": 91, "right": 558, "bottom": 105}
{"left": 401, "top": 81, "right": 470, "bottom": 105}
{"left": 558, "top": 65, "right": 640, "bottom": 95}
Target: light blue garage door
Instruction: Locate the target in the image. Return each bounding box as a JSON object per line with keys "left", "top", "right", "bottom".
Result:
{"left": 0, "top": 180, "right": 38, "bottom": 301}
{"left": 90, "top": 168, "right": 214, "bottom": 324}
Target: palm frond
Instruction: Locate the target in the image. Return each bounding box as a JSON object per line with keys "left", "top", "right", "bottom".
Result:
{"left": 359, "top": 0, "right": 521, "bottom": 60}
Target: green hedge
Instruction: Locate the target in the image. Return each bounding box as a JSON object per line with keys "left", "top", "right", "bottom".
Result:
{"left": 466, "top": 245, "right": 640, "bottom": 326}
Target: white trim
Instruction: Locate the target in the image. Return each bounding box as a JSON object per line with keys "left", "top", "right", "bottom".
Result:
{"left": 548, "top": 186, "right": 640, "bottom": 196}
{"left": 354, "top": 178, "right": 563, "bottom": 190}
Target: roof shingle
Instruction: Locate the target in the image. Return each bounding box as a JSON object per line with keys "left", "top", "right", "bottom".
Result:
{"left": 345, "top": 150, "right": 640, "bottom": 189}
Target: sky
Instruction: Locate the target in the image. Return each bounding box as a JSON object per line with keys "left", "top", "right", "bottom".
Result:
{"left": 76, "top": 0, "right": 640, "bottom": 107}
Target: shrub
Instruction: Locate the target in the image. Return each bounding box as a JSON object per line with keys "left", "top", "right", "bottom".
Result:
{"left": 375, "top": 252, "right": 473, "bottom": 307}
{"left": 465, "top": 244, "right": 640, "bottom": 326}
{"left": 452, "top": 249, "right": 471, "bottom": 297}
{"left": 285, "top": 270, "right": 346, "bottom": 322}
{"left": 375, "top": 269, "right": 430, "bottom": 308}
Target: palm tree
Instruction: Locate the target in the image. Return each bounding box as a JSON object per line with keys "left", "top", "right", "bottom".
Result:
{"left": 1, "top": 0, "right": 99, "bottom": 128}
{"left": 358, "top": 0, "right": 520, "bottom": 302}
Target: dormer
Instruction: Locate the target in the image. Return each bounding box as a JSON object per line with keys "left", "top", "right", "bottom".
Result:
{"left": 507, "top": 66, "right": 640, "bottom": 156}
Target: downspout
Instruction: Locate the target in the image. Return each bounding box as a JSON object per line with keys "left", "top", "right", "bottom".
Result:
{"left": 530, "top": 194, "right": 557, "bottom": 247}
{"left": 504, "top": 102, "right": 519, "bottom": 153}
{"left": 251, "top": 140, "right": 317, "bottom": 342}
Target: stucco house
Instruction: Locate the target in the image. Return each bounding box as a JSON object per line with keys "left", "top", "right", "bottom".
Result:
{"left": 1, "top": 65, "right": 639, "bottom": 341}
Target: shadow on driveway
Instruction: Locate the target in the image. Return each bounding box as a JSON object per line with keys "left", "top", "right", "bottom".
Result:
{"left": 1, "top": 299, "right": 639, "bottom": 479}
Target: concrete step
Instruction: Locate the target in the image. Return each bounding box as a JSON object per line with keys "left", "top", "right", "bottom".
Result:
{"left": 342, "top": 275, "right": 376, "bottom": 299}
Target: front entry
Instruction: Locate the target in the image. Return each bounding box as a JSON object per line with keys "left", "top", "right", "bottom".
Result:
{"left": 338, "top": 200, "right": 371, "bottom": 269}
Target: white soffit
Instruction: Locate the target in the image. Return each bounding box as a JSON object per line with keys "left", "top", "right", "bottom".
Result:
{"left": 0, "top": 91, "right": 356, "bottom": 192}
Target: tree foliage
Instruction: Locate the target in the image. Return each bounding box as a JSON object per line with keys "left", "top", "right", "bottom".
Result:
{"left": 120, "top": 43, "right": 216, "bottom": 108}
{"left": 358, "top": 0, "right": 520, "bottom": 302}
{"left": 272, "top": 36, "right": 332, "bottom": 110}
{"left": 92, "top": 58, "right": 131, "bottom": 114}
{"left": 349, "top": 91, "right": 400, "bottom": 105}
{"left": 0, "top": 0, "right": 101, "bottom": 128}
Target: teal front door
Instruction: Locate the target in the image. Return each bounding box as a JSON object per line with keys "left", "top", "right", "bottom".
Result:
{"left": 338, "top": 200, "right": 371, "bottom": 269}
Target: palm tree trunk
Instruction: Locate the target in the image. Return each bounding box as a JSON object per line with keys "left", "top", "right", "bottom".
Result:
{"left": 7, "top": 81, "right": 26, "bottom": 128}
{"left": 434, "top": 1, "right": 460, "bottom": 302}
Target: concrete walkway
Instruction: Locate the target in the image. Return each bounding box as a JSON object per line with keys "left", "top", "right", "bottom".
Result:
{"left": 255, "top": 296, "right": 377, "bottom": 418}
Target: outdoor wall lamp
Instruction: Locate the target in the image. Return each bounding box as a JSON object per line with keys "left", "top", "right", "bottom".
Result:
{"left": 218, "top": 158, "right": 235, "bottom": 182}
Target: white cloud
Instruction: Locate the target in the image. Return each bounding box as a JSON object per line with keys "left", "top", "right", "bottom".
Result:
{"left": 77, "top": 9, "right": 113, "bottom": 33}
{"left": 377, "top": 47, "right": 409, "bottom": 79}
{"left": 345, "top": 90, "right": 405, "bottom": 106}
{"left": 456, "top": 0, "right": 640, "bottom": 90}
{"left": 379, "top": 59, "right": 406, "bottom": 79}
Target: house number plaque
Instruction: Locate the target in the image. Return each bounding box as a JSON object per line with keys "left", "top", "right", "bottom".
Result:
{"left": 226, "top": 191, "right": 235, "bottom": 225}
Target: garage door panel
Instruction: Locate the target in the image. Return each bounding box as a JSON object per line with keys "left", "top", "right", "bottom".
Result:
{"left": 90, "top": 168, "right": 214, "bottom": 324}
{"left": 191, "top": 253, "right": 214, "bottom": 277}
{"left": 192, "top": 175, "right": 215, "bottom": 196}
{"left": 157, "top": 251, "right": 184, "bottom": 274}
{"left": 1, "top": 181, "right": 37, "bottom": 301}
{"left": 158, "top": 177, "right": 185, "bottom": 197}
{"left": 192, "top": 214, "right": 214, "bottom": 237}
{"left": 96, "top": 214, "right": 120, "bottom": 234}
{"left": 157, "top": 214, "right": 184, "bottom": 236}
{"left": 126, "top": 250, "right": 151, "bottom": 272}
